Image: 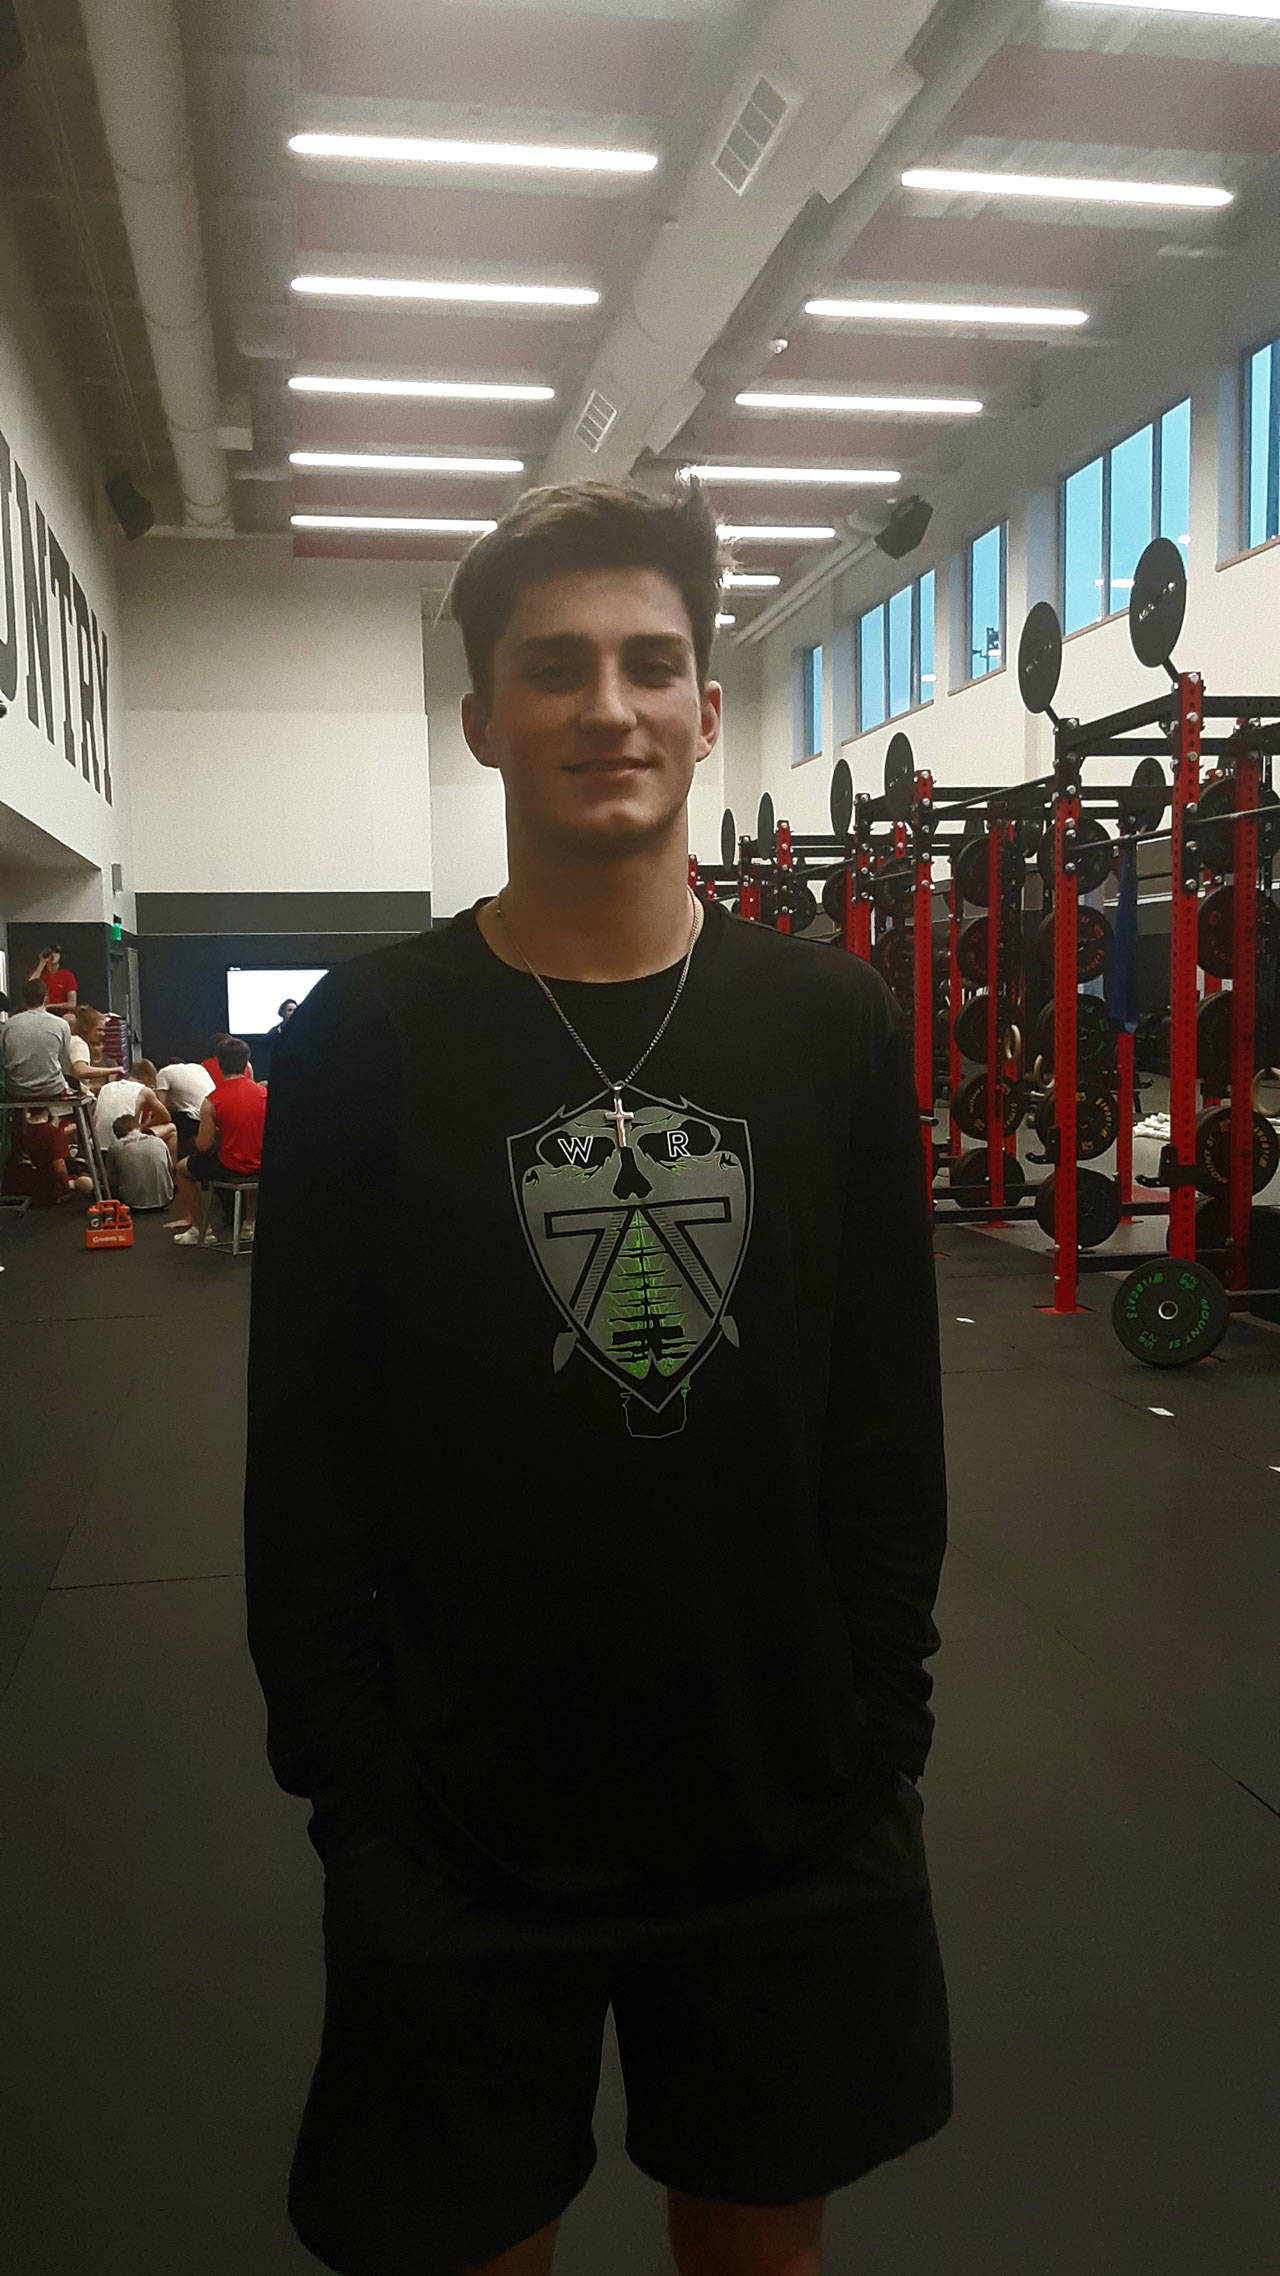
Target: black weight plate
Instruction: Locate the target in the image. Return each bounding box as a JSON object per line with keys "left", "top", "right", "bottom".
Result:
{"left": 956, "top": 917, "right": 990, "bottom": 988}
{"left": 883, "top": 731, "right": 914, "bottom": 821}
{"left": 821, "top": 868, "right": 851, "bottom": 925}
{"left": 1198, "top": 886, "right": 1280, "bottom": 979}
{"left": 1194, "top": 1105, "right": 1280, "bottom": 1195}
{"left": 1035, "top": 995, "right": 1113, "bottom": 1073}
{"left": 1033, "top": 1085, "right": 1120, "bottom": 1163}
{"left": 1034, "top": 1169, "right": 1121, "bottom": 1250}
{"left": 1018, "top": 600, "right": 1063, "bottom": 715}
{"left": 948, "top": 1149, "right": 1028, "bottom": 1205}
{"left": 952, "top": 1069, "right": 1024, "bottom": 1142}
{"left": 1015, "top": 809, "right": 1046, "bottom": 859}
{"left": 1193, "top": 775, "right": 1280, "bottom": 872}
{"left": 1112, "top": 1256, "right": 1228, "bottom": 1367}
{"left": 954, "top": 834, "right": 991, "bottom": 910}
{"left": 720, "top": 808, "right": 737, "bottom": 870}
{"left": 1197, "top": 989, "right": 1272, "bottom": 1091}
{"left": 829, "top": 759, "right": 853, "bottom": 840}
{"left": 953, "top": 992, "right": 1019, "bottom": 1065}
{"left": 788, "top": 878, "right": 818, "bottom": 932}
{"left": 1036, "top": 907, "right": 1112, "bottom": 983}
{"left": 1036, "top": 812, "right": 1113, "bottom": 893}
{"left": 871, "top": 927, "right": 915, "bottom": 996}
{"left": 873, "top": 866, "right": 914, "bottom": 916}
{"left": 1125, "top": 756, "right": 1169, "bottom": 837}
{"left": 756, "top": 792, "right": 775, "bottom": 857}
{"left": 1129, "top": 535, "right": 1187, "bottom": 670}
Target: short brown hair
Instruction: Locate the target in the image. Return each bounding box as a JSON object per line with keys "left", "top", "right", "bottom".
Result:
{"left": 130, "top": 1058, "right": 159, "bottom": 1087}
{"left": 216, "top": 1038, "right": 252, "bottom": 1077}
{"left": 449, "top": 480, "right": 724, "bottom": 703}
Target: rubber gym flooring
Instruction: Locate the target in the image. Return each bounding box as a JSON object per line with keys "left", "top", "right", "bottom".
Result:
{"left": 1, "top": 1205, "right": 1277, "bottom": 2276}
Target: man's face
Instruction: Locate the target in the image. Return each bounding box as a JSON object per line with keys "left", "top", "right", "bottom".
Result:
{"left": 462, "top": 567, "right": 721, "bottom": 859}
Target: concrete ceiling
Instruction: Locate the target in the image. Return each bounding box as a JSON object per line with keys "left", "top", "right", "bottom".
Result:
{"left": 4, "top": 0, "right": 1280, "bottom": 630}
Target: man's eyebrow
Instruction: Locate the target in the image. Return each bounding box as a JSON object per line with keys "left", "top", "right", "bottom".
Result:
{"left": 512, "top": 629, "right": 692, "bottom": 659}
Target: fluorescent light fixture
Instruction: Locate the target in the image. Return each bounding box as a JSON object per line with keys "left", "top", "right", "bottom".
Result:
{"left": 805, "top": 296, "right": 1087, "bottom": 330}
{"left": 289, "top": 131, "right": 657, "bottom": 173}
{"left": 736, "top": 389, "right": 981, "bottom": 417}
{"left": 291, "top": 514, "right": 496, "bottom": 533}
{"left": 289, "top": 376, "right": 555, "bottom": 401}
{"left": 684, "top": 462, "right": 902, "bottom": 484}
{"left": 715, "top": 613, "right": 736, "bottom": 627}
{"left": 290, "top": 450, "right": 523, "bottom": 475}
{"left": 717, "top": 523, "right": 836, "bottom": 542}
{"left": 722, "top": 571, "right": 781, "bottom": 588}
{"left": 292, "top": 274, "right": 598, "bottom": 307}
{"left": 901, "top": 167, "right": 1232, "bottom": 211}
{"left": 1058, "top": 0, "right": 1280, "bottom": 16}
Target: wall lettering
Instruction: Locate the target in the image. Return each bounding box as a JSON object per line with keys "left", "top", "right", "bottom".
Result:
{"left": 0, "top": 417, "right": 112, "bottom": 806}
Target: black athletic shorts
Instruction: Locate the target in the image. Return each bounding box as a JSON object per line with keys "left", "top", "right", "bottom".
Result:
{"left": 185, "top": 1147, "right": 256, "bottom": 1184}
{"left": 288, "top": 1780, "right": 953, "bottom": 2276}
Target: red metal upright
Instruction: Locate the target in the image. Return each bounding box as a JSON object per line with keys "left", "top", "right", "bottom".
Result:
{"left": 948, "top": 877, "right": 962, "bottom": 1166}
{"left": 1116, "top": 1030, "right": 1135, "bottom": 1215}
{"left": 912, "top": 774, "right": 934, "bottom": 1121}
{"left": 1053, "top": 787, "right": 1081, "bottom": 1312}
{"left": 986, "top": 825, "right": 1007, "bottom": 1211}
{"left": 1228, "top": 750, "right": 1259, "bottom": 1292}
{"left": 1167, "top": 677, "right": 1203, "bottom": 1264}
{"left": 775, "top": 821, "right": 793, "bottom": 937}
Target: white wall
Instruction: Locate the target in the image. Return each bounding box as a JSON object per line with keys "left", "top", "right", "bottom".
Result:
{"left": 751, "top": 209, "right": 1280, "bottom": 824}
{"left": 123, "top": 541, "right": 432, "bottom": 897}
{"left": 0, "top": 198, "right": 127, "bottom": 929}
{"left": 123, "top": 532, "right": 764, "bottom": 917}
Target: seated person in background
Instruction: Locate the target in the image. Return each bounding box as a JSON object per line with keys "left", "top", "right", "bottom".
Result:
{"left": 1, "top": 979, "right": 81, "bottom": 1098}
{"left": 109, "top": 1111, "right": 176, "bottom": 1212}
{"left": 155, "top": 1054, "right": 215, "bottom": 1156}
{"left": 27, "top": 946, "right": 77, "bottom": 1013}
{"left": 171, "top": 1036, "right": 266, "bottom": 1244}
{"left": 93, "top": 1058, "right": 177, "bottom": 1168}
{"left": 67, "top": 1005, "right": 123, "bottom": 1092}
{"left": 1, "top": 1105, "right": 93, "bottom": 1208}
{"left": 200, "top": 1031, "right": 231, "bottom": 1085}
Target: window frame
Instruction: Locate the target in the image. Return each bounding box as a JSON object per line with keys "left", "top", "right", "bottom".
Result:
{"left": 799, "top": 641, "right": 823, "bottom": 760}
{"left": 851, "top": 569, "right": 935, "bottom": 737}
{"left": 1243, "top": 335, "right": 1280, "bottom": 553}
{"left": 1060, "top": 397, "right": 1191, "bottom": 636}
{"left": 964, "top": 520, "right": 1008, "bottom": 684}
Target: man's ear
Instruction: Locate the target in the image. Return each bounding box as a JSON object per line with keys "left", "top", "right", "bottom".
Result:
{"left": 461, "top": 690, "right": 498, "bottom": 770}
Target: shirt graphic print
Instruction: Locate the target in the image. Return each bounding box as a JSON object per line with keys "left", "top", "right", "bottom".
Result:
{"left": 508, "top": 1081, "right": 753, "bottom": 1440}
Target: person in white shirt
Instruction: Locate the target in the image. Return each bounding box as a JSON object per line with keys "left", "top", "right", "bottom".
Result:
{"left": 109, "top": 1112, "right": 176, "bottom": 1211}
{"left": 155, "top": 1058, "right": 216, "bottom": 1155}
{"left": 93, "top": 1059, "right": 177, "bottom": 1167}
{"left": 67, "top": 1006, "right": 121, "bottom": 1093}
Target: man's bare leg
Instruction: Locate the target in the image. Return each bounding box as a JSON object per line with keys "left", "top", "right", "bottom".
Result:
{"left": 170, "top": 1158, "right": 204, "bottom": 1231}
{"left": 667, "top": 2190, "right": 826, "bottom": 2276}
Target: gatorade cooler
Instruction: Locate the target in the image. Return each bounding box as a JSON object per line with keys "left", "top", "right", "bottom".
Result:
{"left": 86, "top": 1199, "right": 134, "bottom": 1250}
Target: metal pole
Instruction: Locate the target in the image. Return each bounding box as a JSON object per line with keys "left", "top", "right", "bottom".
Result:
{"left": 1168, "top": 678, "right": 1203, "bottom": 1264}
{"left": 1228, "top": 752, "right": 1259, "bottom": 1292}
{"left": 1053, "top": 775, "right": 1081, "bottom": 1313}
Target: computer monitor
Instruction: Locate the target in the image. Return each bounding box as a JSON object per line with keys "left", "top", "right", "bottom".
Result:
{"left": 225, "top": 967, "right": 327, "bottom": 1035}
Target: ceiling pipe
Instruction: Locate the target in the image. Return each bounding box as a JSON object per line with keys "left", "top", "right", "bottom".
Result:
{"left": 77, "top": 0, "right": 233, "bottom": 532}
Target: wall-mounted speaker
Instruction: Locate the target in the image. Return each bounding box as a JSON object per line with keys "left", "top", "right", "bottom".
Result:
{"left": 105, "top": 471, "right": 155, "bottom": 541}
{"left": 875, "top": 496, "right": 933, "bottom": 561}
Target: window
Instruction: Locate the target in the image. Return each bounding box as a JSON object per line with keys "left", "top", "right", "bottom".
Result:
{"left": 966, "top": 522, "right": 1006, "bottom": 681}
{"left": 1061, "top": 399, "right": 1191, "bottom": 635}
{"left": 854, "top": 569, "right": 935, "bottom": 733}
{"left": 800, "top": 643, "right": 823, "bottom": 759}
{"left": 1245, "top": 339, "right": 1280, "bottom": 550}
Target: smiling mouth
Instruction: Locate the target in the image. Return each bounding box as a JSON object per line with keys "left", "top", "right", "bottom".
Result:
{"left": 569, "top": 761, "right": 649, "bottom": 775}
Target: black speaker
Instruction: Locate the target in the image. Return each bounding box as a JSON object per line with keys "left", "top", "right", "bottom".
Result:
{"left": 875, "top": 495, "right": 933, "bottom": 561}
{"left": 0, "top": 3, "right": 23, "bottom": 83}
{"left": 105, "top": 471, "right": 156, "bottom": 541}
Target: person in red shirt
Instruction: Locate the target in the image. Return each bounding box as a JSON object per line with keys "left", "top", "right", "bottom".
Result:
{"left": 28, "top": 947, "right": 77, "bottom": 1011}
{"left": 171, "top": 1036, "right": 266, "bottom": 1243}
{"left": 1, "top": 1107, "right": 94, "bottom": 1208}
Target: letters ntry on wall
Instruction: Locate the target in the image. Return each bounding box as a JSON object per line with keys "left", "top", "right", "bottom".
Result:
{"left": 0, "top": 422, "right": 112, "bottom": 805}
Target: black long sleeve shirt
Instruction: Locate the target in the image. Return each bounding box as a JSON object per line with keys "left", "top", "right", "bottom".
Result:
{"left": 243, "top": 896, "right": 947, "bottom": 1913}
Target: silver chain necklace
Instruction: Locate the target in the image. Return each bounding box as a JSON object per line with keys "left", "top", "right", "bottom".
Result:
{"left": 493, "top": 888, "right": 702, "bottom": 1154}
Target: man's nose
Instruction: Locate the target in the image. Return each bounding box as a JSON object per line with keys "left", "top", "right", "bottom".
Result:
{"left": 580, "top": 667, "right": 638, "bottom": 726}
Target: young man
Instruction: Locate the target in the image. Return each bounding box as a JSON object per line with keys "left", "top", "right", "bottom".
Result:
{"left": 92, "top": 1059, "right": 176, "bottom": 1166}
{"left": 27, "top": 946, "right": 77, "bottom": 1012}
{"left": 172, "top": 1036, "right": 265, "bottom": 1243}
{"left": 109, "top": 1111, "right": 176, "bottom": 1212}
{"left": 244, "top": 483, "right": 950, "bottom": 2276}
{"left": 0, "top": 1104, "right": 93, "bottom": 1208}
{"left": 1, "top": 979, "right": 80, "bottom": 1097}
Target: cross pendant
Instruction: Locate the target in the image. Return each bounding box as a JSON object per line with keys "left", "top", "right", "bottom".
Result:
{"left": 610, "top": 1090, "right": 635, "bottom": 1153}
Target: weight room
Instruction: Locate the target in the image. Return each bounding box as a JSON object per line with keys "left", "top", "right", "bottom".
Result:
{"left": 1, "top": 2, "right": 1278, "bottom": 2273}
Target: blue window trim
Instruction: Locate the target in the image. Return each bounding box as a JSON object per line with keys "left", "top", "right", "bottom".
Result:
{"left": 1060, "top": 398, "right": 1191, "bottom": 634}
{"left": 965, "top": 520, "right": 1007, "bottom": 682}
{"left": 800, "top": 643, "right": 823, "bottom": 759}
{"left": 1244, "top": 336, "right": 1280, "bottom": 551}
{"left": 852, "top": 570, "right": 935, "bottom": 736}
